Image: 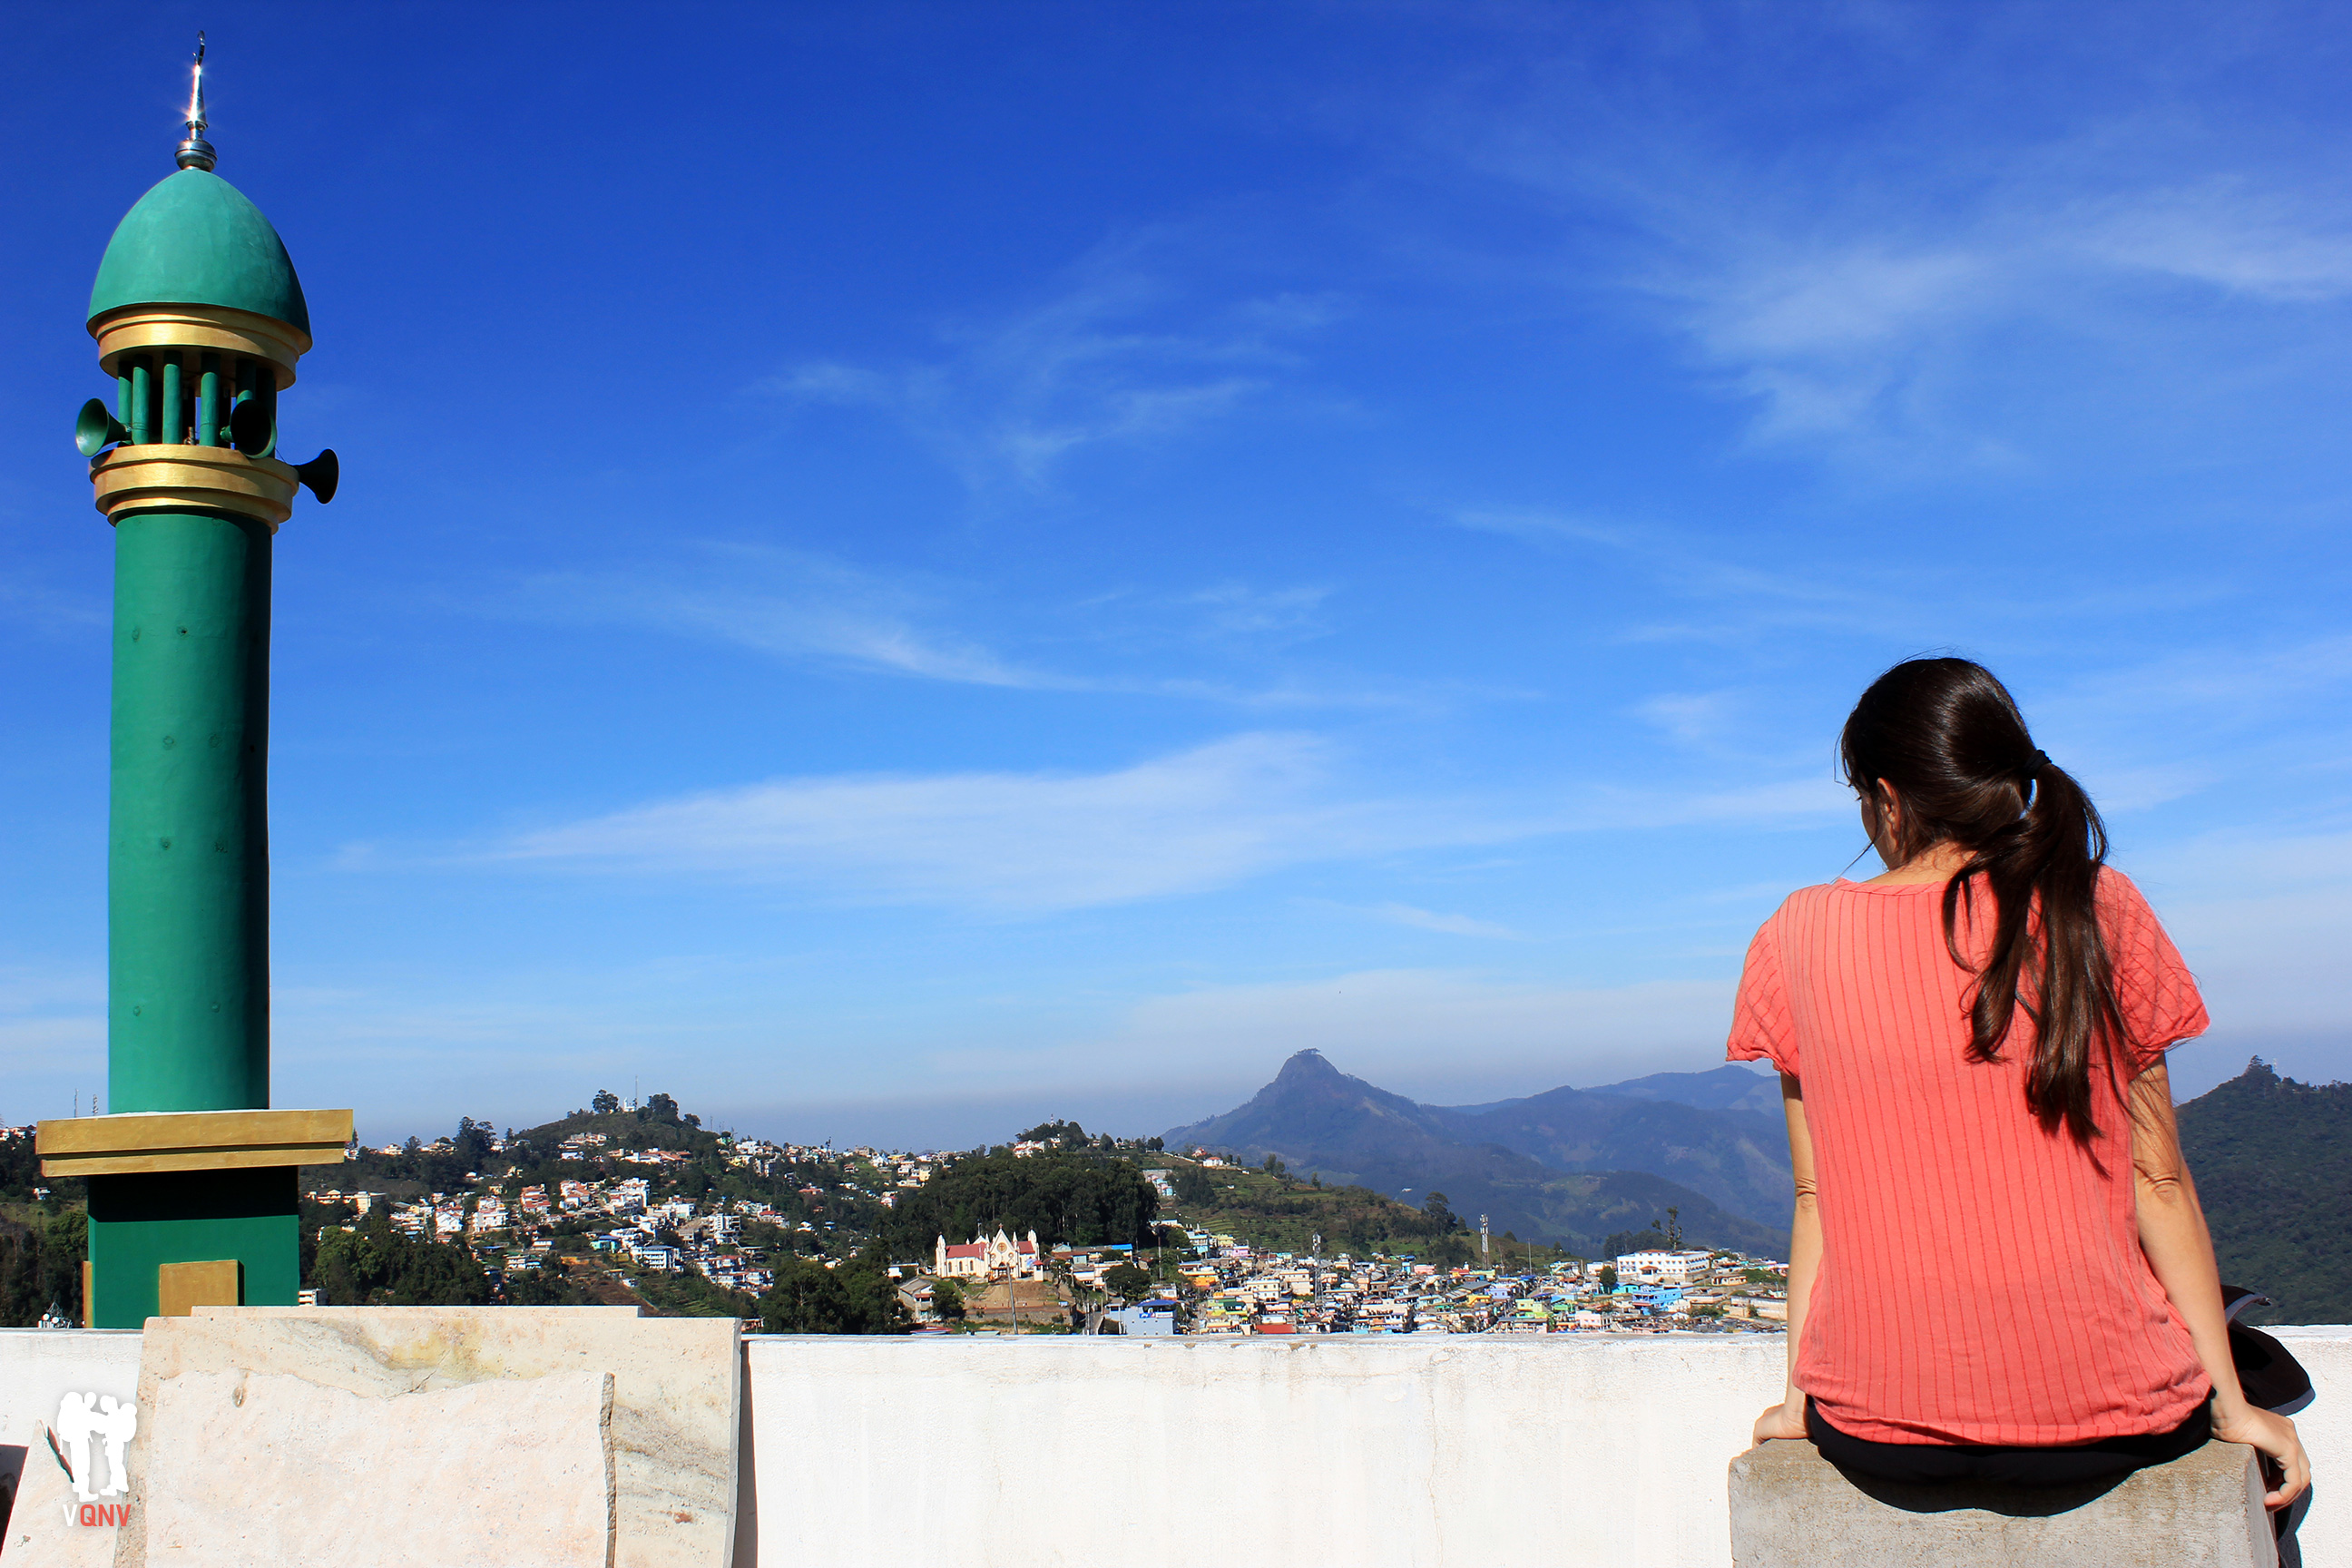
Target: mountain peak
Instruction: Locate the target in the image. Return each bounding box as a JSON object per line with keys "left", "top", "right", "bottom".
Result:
{"left": 1277, "top": 1048, "right": 1338, "bottom": 1081}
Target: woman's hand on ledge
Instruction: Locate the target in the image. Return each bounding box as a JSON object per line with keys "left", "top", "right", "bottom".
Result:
{"left": 1752, "top": 1400, "right": 1807, "bottom": 1446}
{"left": 2211, "top": 1399, "right": 2309, "bottom": 1510}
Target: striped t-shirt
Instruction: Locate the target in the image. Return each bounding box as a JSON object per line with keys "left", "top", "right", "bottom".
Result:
{"left": 1727, "top": 867, "right": 2211, "bottom": 1446}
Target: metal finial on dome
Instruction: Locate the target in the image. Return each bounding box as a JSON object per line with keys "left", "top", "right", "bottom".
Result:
{"left": 176, "top": 32, "right": 216, "bottom": 172}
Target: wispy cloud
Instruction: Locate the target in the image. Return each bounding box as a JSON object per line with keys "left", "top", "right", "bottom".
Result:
{"left": 1182, "top": 582, "right": 1333, "bottom": 642}
{"left": 488, "top": 733, "right": 1514, "bottom": 912}
{"left": 1451, "top": 505, "right": 1915, "bottom": 643}
{"left": 507, "top": 543, "right": 1459, "bottom": 711}
{"left": 514, "top": 544, "right": 1059, "bottom": 689}
{"left": 1360, "top": 901, "right": 1520, "bottom": 939}
{"left": 766, "top": 230, "right": 1343, "bottom": 489}
{"left": 448, "top": 732, "right": 1849, "bottom": 915}
{"left": 1416, "top": 35, "right": 2352, "bottom": 472}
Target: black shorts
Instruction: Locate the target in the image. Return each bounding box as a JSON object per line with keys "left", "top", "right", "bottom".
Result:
{"left": 1806, "top": 1396, "right": 2212, "bottom": 1488}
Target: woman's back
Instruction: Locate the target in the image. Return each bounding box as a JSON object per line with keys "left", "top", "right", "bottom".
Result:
{"left": 1730, "top": 867, "right": 2208, "bottom": 1446}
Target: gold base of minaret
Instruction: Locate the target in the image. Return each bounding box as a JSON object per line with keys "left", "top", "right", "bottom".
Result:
{"left": 93, "top": 444, "right": 299, "bottom": 529}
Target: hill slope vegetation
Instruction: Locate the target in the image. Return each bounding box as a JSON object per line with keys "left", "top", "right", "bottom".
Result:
{"left": 2178, "top": 1058, "right": 2352, "bottom": 1326}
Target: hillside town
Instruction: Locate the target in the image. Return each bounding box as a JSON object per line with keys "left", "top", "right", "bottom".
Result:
{"left": 289, "top": 1118, "right": 1790, "bottom": 1335}
{"left": 1152, "top": 1238, "right": 1790, "bottom": 1336}
{"left": 311, "top": 1131, "right": 930, "bottom": 1302}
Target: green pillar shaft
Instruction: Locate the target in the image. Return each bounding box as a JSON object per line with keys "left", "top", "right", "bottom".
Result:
{"left": 129, "top": 356, "right": 152, "bottom": 446}
{"left": 196, "top": 353, "right": 220, "bottom": 446}
{"left": 108, "top": 508, "right": 271, "bottom": 1113}
{"left": 161, "top": 353, "right": 182, "bottom": 446}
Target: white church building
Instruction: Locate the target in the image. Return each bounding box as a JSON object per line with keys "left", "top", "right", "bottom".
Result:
{"left": 934, "top": 1229, "right": 1043, "bottom": 1280}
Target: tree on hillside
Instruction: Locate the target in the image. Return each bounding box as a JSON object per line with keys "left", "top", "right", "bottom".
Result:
{"left": 309, "top": 1213, "right": 495, "bottom": 1307}
{"left": 455, "top": 1117, "right": 495, "bottom": 1170}
{"left": 1603, "top": 1228, "right": 1671, "bottom": 1258}
{"left": 1423, "top": 1191, "right": 1460, "bottom": 1230}
{"left": 931, "top": 1277, "right": 967, "bottom": 1325}
{"left": 760, "top": 1249, "right": 907, "bottom": 1335}
{"left": 644, "top": 1093, "right": 681, "bottom": 1124}
{"left": 1171, "top": 1167, "right": 1217, "bottom": 1207}
{"left": 593, "top": 1089, "right": 622, "bottom": 1115}
{"left": 1102, "top": 1262, "right": 1152, "bottom": 1300}
{"left": 505, "top": 1257, "right": 595, "bottom": 1307}
{"left": 0, "top": 1205, "right": 86, "bottom": 1327}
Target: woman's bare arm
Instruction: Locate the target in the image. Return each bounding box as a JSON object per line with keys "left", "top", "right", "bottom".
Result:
{"left": 1753, "top": 1071, "right": 1818, "bottom": 1443}
{"left": 2130, "top": 1060, "right": 2308, "bottom": 1507}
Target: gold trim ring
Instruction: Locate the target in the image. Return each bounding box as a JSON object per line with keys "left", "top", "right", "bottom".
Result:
{"left": 92, "top": 444, "right": 298, "bottom": 530}
{"left": 91, "top": 302, "right": 312, "bottom": 389}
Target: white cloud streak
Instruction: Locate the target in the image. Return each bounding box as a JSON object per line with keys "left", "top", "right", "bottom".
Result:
{"left": 516, "top": 545, "right": 1056, "bottom": 689}
{"left": 507, "top": 544, "right": 1463, "bottom": 712}
{"left": 466, "top": 734, "right": 1851, "bottom": 914}
{"left": 493, "top": 733, "right": 1504, "bottom": 911}
{"left": 1424, "top": 43, "right": 2352, "bottom": 470}
{"left": 1362, "top": 902, "right": 1521, "bottom": 939}
{"left": 767, "top": 231, "right": 1343, "bottom": 490}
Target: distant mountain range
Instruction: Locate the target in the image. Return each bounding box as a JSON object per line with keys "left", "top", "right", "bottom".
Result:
{"left": 1164, "top": 1051, "right": 1791, "bottom": 1258}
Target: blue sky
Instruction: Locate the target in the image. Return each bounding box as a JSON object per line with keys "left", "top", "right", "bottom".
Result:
{"left": 5, "top": 3, "right": 2350, "bottom": 1148}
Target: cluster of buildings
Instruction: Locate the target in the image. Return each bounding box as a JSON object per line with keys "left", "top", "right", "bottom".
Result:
{"left": 342, "top": 1171, "right": 775, "bottom": 1292}
{"left": 318, "top": 1132, "right": 945, "bottom": 1298}
{"left": 728, "top": 1140, "right": 936, "bottom": 1207}
{"left": 1167, "top": 1238, "right": 1789, "bottom": 1336}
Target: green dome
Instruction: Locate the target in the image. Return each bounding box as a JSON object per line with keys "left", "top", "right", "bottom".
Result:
{"left": 89, "top": 169, "right": 309, "bottom": 337}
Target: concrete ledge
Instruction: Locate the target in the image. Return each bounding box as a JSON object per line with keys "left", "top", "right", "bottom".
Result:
{"left": 34, "top": 1110, "right": 352, "bottom": 1177}
{"left": 10, "top": 1326, "right": 2346, "bottom": 1566}
{"left": 1730, "top": 1436, "right": 2274, "bottom": 1568}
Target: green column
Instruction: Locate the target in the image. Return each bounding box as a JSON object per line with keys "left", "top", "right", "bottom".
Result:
{"left": 196, "top": 353, "right": 220, "bottom": 446}
{"left": 108, "top": 507, "right": 271, "bottom": 1113}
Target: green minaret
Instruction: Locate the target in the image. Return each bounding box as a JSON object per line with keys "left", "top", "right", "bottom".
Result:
{"left": 39, "top": 38, "right": 352, "bottom": 1329}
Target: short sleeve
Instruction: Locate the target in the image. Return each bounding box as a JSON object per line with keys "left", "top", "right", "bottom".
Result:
{"left": 2099, "top": 870, "right": 2209, "bottom": 1075}
{"left": 1727, "top": 914, "right": 1798, "bottom": 1078}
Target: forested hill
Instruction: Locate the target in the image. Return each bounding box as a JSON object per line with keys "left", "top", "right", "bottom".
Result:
{"left": 2179, "top": 1059, "right": 2352, "bottom": 1326}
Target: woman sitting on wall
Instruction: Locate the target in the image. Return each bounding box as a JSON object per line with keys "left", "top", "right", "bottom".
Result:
{"left": 1734, "top": 657, "right": 2308, "bottom": 1505}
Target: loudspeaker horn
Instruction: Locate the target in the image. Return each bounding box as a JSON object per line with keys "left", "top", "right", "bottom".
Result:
{"left": 75, "top": 398, "right": 131, "bottom": 457}
{"left": 292, "top": 449, "right": 338, "bottom": 505}
{"left": 228, "top": 398, "right": 274, "bottom": 456}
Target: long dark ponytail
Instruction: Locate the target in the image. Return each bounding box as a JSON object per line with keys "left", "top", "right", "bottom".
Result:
{"left": 1839, "top": 658, "right": 2125, "bottom": 1142}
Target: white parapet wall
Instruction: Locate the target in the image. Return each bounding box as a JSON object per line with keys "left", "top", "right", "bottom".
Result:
{"left": 5, "top": 1325, "right": 2349, "bottom": 1567}
{"left": 742, "top": 1328, "right": 2352, "bottom": 1568}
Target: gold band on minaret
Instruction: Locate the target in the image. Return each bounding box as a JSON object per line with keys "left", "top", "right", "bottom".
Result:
{"left": 91, "top": 302, "right": 310, "bottom": 389}
{"left": 92, "top": 446, "right": 300, "bottom": 529}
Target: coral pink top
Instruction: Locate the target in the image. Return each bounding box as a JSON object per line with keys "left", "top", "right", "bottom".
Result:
{"left": 1727, "top": 868, "right": 2211, "bottom": 1446}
